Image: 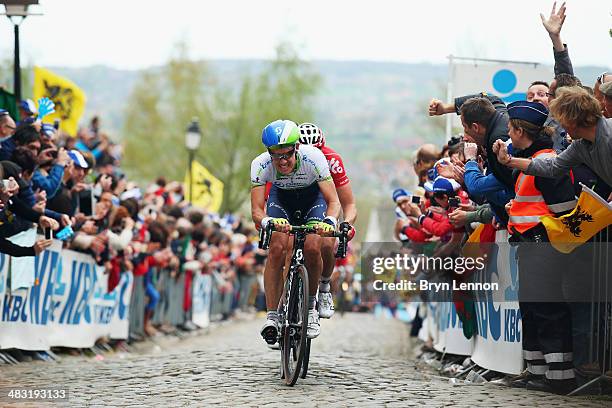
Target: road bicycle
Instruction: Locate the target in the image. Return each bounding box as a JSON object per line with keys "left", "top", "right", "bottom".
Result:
{"left": 260, "top": 222, "right": 349, "bottom": 386}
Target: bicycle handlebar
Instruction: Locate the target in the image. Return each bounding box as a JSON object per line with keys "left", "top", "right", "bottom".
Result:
{"left": 258, "top": 222, "right": 349, "bottom": 259}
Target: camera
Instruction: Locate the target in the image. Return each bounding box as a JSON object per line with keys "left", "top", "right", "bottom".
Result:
{"left": 411, "top": 195, "right": 421, "bottom": 204}
{"left": 448, "top": 197, "right": 461, "bottom": 208}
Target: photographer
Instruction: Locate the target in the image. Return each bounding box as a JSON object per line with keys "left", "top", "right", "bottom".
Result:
{"left": 32, "top": 144, "right": 71, "bottom": 199}
{"left": 392, "top": 188, "right": 431, "bottom": 244}
{"left": 410, "top": 177, "right": 464, "bottom": 239}
{"left": 47, "top": 150, "right": 92, "bottom": 216}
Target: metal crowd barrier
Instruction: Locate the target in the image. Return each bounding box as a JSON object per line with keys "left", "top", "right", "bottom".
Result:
{"left": 128, "top": 274, "right": 146, "bottom": 338}
{"left": 209, "top": 272, "right": 232, "bottom": 321}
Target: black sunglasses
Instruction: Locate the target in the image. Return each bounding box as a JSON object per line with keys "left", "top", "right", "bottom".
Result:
{"left": 268, "top": 147, "right": 296, "bottom": 160}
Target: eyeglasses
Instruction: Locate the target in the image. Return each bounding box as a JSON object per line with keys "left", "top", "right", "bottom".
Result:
{"left": 268, "top": 147, "right": 295, "bottom": 161}
{"left": 530, "top": 90, "right": 548, "bottom": 98}
{"left": 597, "top": 72, "right": 609, "bottom": 84}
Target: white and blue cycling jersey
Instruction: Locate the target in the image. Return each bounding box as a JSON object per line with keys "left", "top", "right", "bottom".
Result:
{"left": 250, "top": 145, "right": 331, "bottom": 190}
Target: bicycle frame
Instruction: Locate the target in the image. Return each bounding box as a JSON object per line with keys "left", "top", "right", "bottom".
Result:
{"left": 258, "top": 222, "right": 349, "bottom": 385}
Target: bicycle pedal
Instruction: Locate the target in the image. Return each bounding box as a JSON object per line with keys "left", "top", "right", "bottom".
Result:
{"left": 261, "top": 326, "right": 278, "bottom": 345}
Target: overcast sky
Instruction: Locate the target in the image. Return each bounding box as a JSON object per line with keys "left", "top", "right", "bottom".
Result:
{"left": 1, "top": 0, "right": 610, "bottom": 70}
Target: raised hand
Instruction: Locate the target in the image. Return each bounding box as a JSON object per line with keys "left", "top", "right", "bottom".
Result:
{"left": 540, "top": 1, "right": 566, "bottom": 51}
{"left": 34, "top": 239, "right": 53, "bottom": 255}
{"left": 540, "top": 2, "right": 566, "bottom": 36}
{"left": 463, "top": 142, "right": 479, "bottom": 161}
{"left": 428, "top": 99, "right": 448, "bottom": 116}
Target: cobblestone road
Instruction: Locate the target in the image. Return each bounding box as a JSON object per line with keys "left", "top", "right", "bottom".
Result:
{"left": 0, "top": 313, "right": 607, "bottom": 407}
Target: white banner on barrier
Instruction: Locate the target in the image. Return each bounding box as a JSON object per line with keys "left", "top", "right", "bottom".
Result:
{"left": 0, "top": 252, "right": 8, "bottom": 298}
{"left": 192, "top": 272, "right": 212, "bottom": 329}
{"left": 471, "top": 230, "right": 523, "bottom": 375}
{"left": 8, "top": 228, "right": 37, "bottom": 290}
{"left": 434, "top": 301, "right": 474, "bottom": 356}
{"left": 0, "top": 238, "right": 133, "bottom": 350}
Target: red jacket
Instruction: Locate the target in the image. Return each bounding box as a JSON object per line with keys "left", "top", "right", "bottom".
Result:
{"left": 401, "top": 225, "right": 431, "bottom": 243}
{"left": 421, "top": 211, "right": 454, "bottom": 237}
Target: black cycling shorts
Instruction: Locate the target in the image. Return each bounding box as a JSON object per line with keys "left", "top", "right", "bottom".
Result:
{"left": 266, "top": 183, "right": 327, "bottom": 225}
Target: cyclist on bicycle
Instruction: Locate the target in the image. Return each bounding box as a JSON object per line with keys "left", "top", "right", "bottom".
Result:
{"left": 298, "top": 123, "right": 356, "bottom": 319}
{"left": 251, "top": 119, "right": 341, "bottom": 343}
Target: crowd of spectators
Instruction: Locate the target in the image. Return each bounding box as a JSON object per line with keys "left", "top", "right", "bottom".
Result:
{"left": 0, "top": 105, "right": 268, "bottom": 352}
{"left": 392, "top": 2, "right": 611, "bottom": 395}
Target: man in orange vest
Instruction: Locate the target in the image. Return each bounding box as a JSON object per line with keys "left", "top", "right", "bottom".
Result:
{"left": 501, "top": 100, "right": 578, "bottom": 395}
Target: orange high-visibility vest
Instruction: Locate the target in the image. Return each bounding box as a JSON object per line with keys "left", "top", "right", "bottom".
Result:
{"left": 508, "top": 148, "right": 557, "bottom": 234}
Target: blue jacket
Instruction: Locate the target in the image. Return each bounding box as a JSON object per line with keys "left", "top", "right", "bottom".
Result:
{"left": 0, "top": 137, "right": 16, "bottom": 161}
{"left": 463, "top": 160, "right": 514, "bottom": 207}
{"left": 21, "top": 181, "right": 64, "bottom": 222}
{"left": 31, "top": 165, "right": 65, "bottom": 199}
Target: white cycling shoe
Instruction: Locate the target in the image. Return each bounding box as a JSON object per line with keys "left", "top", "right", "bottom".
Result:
{"left": 307, "top": 309, "right": 321, "bottom": 339}
{"left": 318, "top": 291, "right": 335, "bottom": 319}
{"left": 260, "top": 318, "right": 279, "bottom": 345}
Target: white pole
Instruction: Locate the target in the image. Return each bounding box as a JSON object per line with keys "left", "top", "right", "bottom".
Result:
{"left": 446, "top": 55, "right": 454, "bottom": 141}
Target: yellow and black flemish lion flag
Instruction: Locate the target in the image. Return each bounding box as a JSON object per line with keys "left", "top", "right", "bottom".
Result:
{"left": 184, "top": 161, "right": 224, "bottom": 213}
{"left": 540, "top": 184, "right": 612, "bottom": 254}
{"left": 33, "top": 67, "right": 86, "bottom": 136}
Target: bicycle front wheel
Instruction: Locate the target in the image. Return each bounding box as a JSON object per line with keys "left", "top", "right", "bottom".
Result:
{"left": 282, "top": 265, "right": 309, "bottom": 386}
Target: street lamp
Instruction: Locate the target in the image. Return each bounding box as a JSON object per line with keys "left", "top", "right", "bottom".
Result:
{"left": 185, "top": 118, "right": 202, "bottom": 204}
{"left": 1, "top": 0, "right": 40, "bottom": 103}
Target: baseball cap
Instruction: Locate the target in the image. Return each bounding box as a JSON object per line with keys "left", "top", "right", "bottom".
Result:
{"left": 392, "top": 188, "right": 410, "bottom": 203}
{"left": 68, "top": 150, "right": 89, "bottom": 168}
{"left": 19, "top": 99, "right": 37, "bottom": 115}
{"left": 41, "top": 123, "right": 56, "bottom": 138}
{"left": 432, "top": 176, "right": 461, "bottom": 194}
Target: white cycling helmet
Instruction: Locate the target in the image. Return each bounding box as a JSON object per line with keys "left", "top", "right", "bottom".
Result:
{"left": 298, "top": 122, "right": 325, "bottom": 148}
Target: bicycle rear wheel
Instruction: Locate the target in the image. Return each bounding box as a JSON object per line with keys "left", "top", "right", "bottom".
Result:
{"left": 281, "top": 265, "right": 309, "bottom": 386}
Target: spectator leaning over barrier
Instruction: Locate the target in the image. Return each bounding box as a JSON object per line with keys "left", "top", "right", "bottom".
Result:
{"left": 494, "top": 86, "right": 612, "bottom": 189}
{"left": 429, "top": 94, "right": 512, "bottom": 186}
{"left": 32, "top": 144, "right": 70, "bottom": 200}
{"left": 0, "top": 166, "right": 54, "bottom": 256}
{"left": 456, "top": 141, "right": 514, "bottom": 223}
{"left": 429, "top": 96, "right": 514, "bottom": 225}
{"left": 0, "top": 123, "right": 41, "bottom": 162}
{"left": 47, "top": 149, "right": 91, "bottom": 216}
{"left": 392, "top": 188, "right": 431, "bottom": 244}
{"left": 9, "top": 148, "right": 69, "bottom": 225}
{"left": 422, "top": 177, "right": 466, "bottom": 257}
